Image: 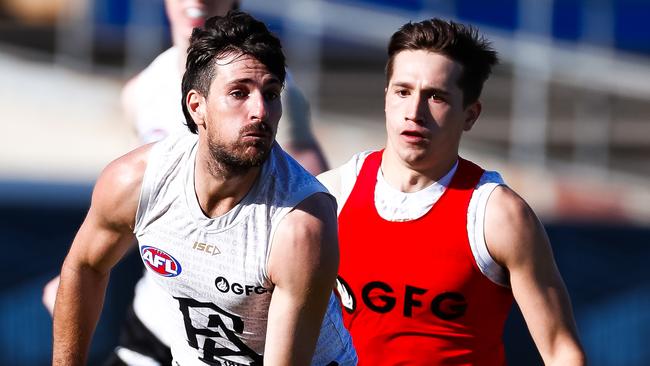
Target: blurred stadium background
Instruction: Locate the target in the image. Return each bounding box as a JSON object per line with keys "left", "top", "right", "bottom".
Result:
{"left": 0, "top": 0, "right": 649, "bottom": 364}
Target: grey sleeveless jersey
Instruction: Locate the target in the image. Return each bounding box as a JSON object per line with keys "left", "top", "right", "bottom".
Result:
{"left": 134, "top": 134, "right": 356, "bottom": 365}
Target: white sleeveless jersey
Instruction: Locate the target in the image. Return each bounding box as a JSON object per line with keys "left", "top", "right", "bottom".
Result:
{"left": 134, "top": 133, "right": 356, "bottom": 366}
{"left": 325, "top": 151, "right": 509, "bottom": 287}
{"left": 129, "top": 47, "right": 186, "bottom": 143}
{"left": 128, "top": 48, "right": 328, "bottom": 359}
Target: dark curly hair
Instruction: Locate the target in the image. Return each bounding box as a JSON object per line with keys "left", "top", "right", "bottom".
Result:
{"left": 181, "top": 10, "right": 286, "bottom": 133}
{"left": 386, "top": 18, "right": 498, "bottom": 106}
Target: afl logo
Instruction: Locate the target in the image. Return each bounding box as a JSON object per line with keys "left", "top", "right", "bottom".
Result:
{"left": 141, "top": 246, "right": 182, "bottom": 277}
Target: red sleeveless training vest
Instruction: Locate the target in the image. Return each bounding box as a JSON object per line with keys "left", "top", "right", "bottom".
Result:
{"left": 337, "top": 151, "right": 514, "bottom": 365}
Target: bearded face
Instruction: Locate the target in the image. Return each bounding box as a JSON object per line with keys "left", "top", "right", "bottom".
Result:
{"left": 191, "top": 53, "right": 283, "bottom": 175}
{"left": 206, "top": 120, "right": 275, "bottom": 174}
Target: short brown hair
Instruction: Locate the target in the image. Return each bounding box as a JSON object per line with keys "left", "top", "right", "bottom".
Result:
{"left": 386, "top": 18, "right": 498, "bottom": 106}
{"left": 181, "top": 11, "right": 285, "bottom": 134}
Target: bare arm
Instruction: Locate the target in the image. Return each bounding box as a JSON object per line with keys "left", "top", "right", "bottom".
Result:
{"left": 485, "top": 186, "right": 586, "bottom": 365}
{"left": 43, "top": 77, "right": 143, "bottom": 320}
{"left": 264, "top": 193, "right": 339, "bottom": 365}
{"left": 52, "top": 145, "right": 150, "bottom": 365}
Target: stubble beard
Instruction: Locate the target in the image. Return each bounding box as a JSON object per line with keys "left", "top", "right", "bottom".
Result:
{"left": 206, "top": 124, "right": 273, "bottom": 177}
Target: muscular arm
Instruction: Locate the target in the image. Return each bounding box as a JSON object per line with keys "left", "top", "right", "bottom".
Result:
{"left": 485, "top": 186, "right": 586, "bottom": 365}
{"left": 43, "top": 76, "right": 144, "bottom": 319}
{"left": 52, "top": 145, "right": 150, "bottom": 365}
{"left": 264, "top": 193, "right": 339, "bottom": 365}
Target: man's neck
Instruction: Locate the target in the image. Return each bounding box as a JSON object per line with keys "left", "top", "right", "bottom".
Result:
{"left": 380, "top": 147, "right": 458, "bottom": 193}
{"left": 193, "top": 148, "right": 262, "bottom": 218}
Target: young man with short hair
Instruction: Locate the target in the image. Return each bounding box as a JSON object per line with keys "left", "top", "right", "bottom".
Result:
{"left": 320, "top": 18, "right": 585, "bottom": 365}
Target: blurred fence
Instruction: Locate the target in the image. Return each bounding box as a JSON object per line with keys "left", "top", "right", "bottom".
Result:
{"left": 1, "top": 0, "right": 649, "bottom": 178}
{"left": 245, "top": 0, "right": 650, "bottom": 178}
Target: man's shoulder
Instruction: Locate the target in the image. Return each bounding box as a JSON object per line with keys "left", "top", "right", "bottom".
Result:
{"left": 269, "top": 145, "right": 330, "bottom": 204}
{"left": 91, "top": 144, "right": 154, "bottom": 230}
{"left": 454, "top": 156, "right": 506, "bottom": 192}
{"left": 271, "top": 144, "right": 321, "bottom": 182}
{"left": 99, "top": 144, "right": 153, "bottom": 196}
{"left": 483, "top": 184, "right": 540, "bottom": 246}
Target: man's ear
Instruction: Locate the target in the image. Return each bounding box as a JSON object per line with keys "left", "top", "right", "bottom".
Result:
{"left": 463, "top": 100, "right": 481, "bottom": 131}
{"left": 186, "top": 90, "right": 206, "bottom": 127}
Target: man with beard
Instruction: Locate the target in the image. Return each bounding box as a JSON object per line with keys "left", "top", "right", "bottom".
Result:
{"left": 120, "top": 0, "right": 328, "bottom": 173}
{"left": 52, "top": 11, "right": 356, "bottom": 366}
{"left": 44, "top": 1, "right": 330, "bottom": 365}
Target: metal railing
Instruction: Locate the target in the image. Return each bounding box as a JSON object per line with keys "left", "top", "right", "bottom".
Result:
{"left": 244, "top": 0, "right": 650, "bottom": 178}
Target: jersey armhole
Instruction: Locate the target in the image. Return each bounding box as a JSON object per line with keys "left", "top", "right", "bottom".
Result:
{"left": 133, "top": 142, "right": 163, "bottom": 235}
{"left": 468, "top": 174, "right": 510, "bottom": 288}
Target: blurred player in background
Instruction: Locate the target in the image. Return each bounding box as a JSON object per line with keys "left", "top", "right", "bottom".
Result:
{"left": 123, "top": 0, "right": 328, "bottom": 173}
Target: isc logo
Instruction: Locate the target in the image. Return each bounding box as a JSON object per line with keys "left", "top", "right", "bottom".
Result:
{"left": 193, "top": 242, "right": 220, "bottom": 256}
{"left": 141, "top": 246, "right": 182, "bottom": 277}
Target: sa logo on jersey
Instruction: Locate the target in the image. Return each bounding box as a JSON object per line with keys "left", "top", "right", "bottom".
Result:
{"left": 141, "top": 246, "right": 182, "bottom": 277}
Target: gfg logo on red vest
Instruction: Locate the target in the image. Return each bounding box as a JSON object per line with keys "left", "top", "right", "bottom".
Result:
{"left": 336, "top": 277, "right": 467, "bottom": 320}
{"left": 141, "top": 246, "right": 182, "bottom": 277}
